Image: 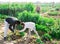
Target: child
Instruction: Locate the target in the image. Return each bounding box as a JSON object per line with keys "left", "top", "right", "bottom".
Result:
{"left": 4, "top": 17, "right": 21, "bottom": 40}
{"left": 20, "top": 22, "right": 40, "bottom": 38}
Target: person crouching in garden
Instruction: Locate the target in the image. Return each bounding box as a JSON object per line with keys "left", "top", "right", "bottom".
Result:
{"left": 20, "top": 22, "right": 40, "bottom": 38}
{"left": 4, "top": 17, "right": 21, "bottom": 40}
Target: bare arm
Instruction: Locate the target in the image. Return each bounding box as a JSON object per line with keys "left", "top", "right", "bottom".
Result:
{"left": 9, "top": 25, "right": 14, "bottom": 32}
{"left": 9, "top": 24, "right": 15, "bottom": 33}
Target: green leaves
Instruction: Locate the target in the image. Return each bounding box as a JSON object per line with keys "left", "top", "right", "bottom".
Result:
{"left": 36, "top": 38, "right": 44, "bottom": 44}
{"left": 50, "top": 29, "right": 60, "bottom": 39}
{"left": 19, "top": 32, "right": 25, "bottom": 37}
{"left": 24, "top": 3, "right": 34, "bottom": 12}
{"left": 17, "top": 11, "right": 55, "bottom": 34}
{"left": 18, "top": 11, "right": 40, "bottom": 22}
{"left": 42, "top": 33, "right": 52, "bottom": 41}
{"left": 48, "top": 11, "right": 59, "bottom": 16}
{"left": 0, "top": 3, "right": 35, "bottom": 16}
{"left": 0, "top": 14, "right": 8, "bottom": 19}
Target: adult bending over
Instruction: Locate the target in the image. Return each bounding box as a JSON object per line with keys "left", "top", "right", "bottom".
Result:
{"left": 4, "top": 17, "right": 21, "bottom": 40}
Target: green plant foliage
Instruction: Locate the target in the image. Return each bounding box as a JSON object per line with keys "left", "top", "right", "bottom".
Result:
{"left": 16, "top": 25, "right": 23, "bottom": 30}
{"left": 42, "top": 33, "right": 52, "bottom": 41}
{"left": 1, "top": 3, "right": 60, "bottom": 41}
{"left": 49, "top": 19, "right": 60, "bottom": 39}
{"left": 36, "top": 38, "right": 44, "bottom": 44}
{"left": 17, "top": 11, "right": 55, "bottom": 37}
{"left": 0, "top": 14, "right": 8, "bottom": 19}
{"left": 24, "top": 3, "right": 34, "bottom": 12}
{"left": 0, "top": 3, "right": 35, "bottom": 16}
{"left": 36, "top": 24, "right": 49, "bottom": 33}
{"left": 50, "top": 29, "right": 60, "bottom": 39}
{"left": 17, "top": 11, "right": 40, "bottom": 23}
{"left": 19, "top": 32, "right": 25, "bottom": 37}
{"left": 48, "top": 11, "right": 59, "bottom": 16}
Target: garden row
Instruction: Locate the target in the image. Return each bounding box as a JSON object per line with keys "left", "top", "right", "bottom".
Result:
{"left": 16, "top": 11, "right": 60, "bottom": 43}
